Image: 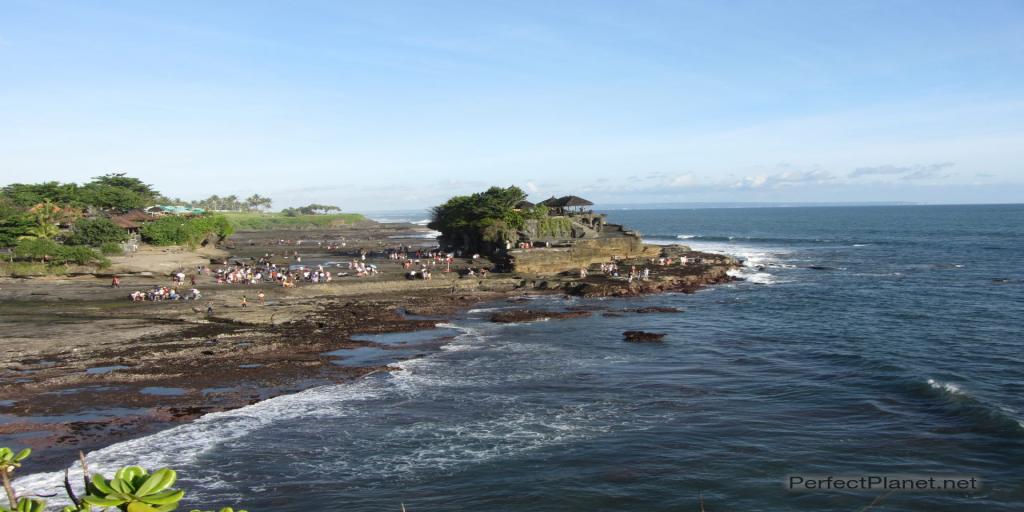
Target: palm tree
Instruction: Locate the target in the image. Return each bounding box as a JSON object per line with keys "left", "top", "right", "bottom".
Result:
{"left": 20, "top": 200, "right": 63, "bottom": 239}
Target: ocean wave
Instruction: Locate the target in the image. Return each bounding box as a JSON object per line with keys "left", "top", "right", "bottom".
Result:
{"left": 927, "top": 378, "right": 965, "bottom": 397}
{"left": 387, "top": 230, "right": 441, "bottom": 240}
{"left": 16, "top": 322, "right": 496, "bottom": 501}
{"left": 728, "top": 268, "right": 777, "bottom": 285}
{"left": 644, "top": 235, "right": 795, "bottom": 286}
{"left": 646, "top": 233, "right": 881, "bottom": 246}
{"left": 15, "top": 378, "right": 388, "bottom": 503}
{"left": 918, "top": 378, "right": 1024, "bottom": 437}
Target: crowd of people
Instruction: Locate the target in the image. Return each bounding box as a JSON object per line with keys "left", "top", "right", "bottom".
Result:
{"left": 128, "top": 286, "right": 201, "bottom": 302}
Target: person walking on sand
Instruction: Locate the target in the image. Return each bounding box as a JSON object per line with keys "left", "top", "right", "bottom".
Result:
{"left": 257, "top": 291, "right": 265, "bottom": 305}
{"left": 206, "top": 303, "right": 214, "bottom": 316}
{"left": 111, "top": 275, "right": 120, "bottom": 288}
{"left": 241, "top": 295, "right": 248, "bottom": 309}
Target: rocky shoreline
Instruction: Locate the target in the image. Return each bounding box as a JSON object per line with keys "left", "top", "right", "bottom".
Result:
{"left": 0, "top": 225, "right": 739, "bottom": 472}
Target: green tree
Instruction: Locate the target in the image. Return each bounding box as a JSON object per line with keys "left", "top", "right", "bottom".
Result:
{"left": 429, "top": 186, "right": 528, "bottom": 251}
{"left": 12, "top": 238, "right": 62, "bottom": 262}
{"left": 1, "top": 182, "right": 82, "bottom": 207}
{"left": 79, "top": 183, "right": 147, "bottom": 211}
{"left": 65, "top": 218, "right": 129, "bottom": 246}
{"left": 89, "top": 173, "right": 157, "bottom": 202}
{"left": 20, "top": 201, "right": 65, "bottom": 240}
{"left": 140, "top": 215, "right": 233, "bottom": 248}
{"left": 0, "top": 198, "right": 33, "bottom": 247}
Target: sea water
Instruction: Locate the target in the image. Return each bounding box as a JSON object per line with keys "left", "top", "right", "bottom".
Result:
{"left": 16, "top": 204, "right": 1024, "bottom": 511}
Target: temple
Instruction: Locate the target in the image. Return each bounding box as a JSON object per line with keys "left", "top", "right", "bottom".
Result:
{"left": 504, "top": 195, "right": 656, "bottom": 274}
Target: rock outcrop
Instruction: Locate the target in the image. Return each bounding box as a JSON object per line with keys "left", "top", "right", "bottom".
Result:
{"left": 508, "top": 237, "right": 659, "bottom": 274}
{"left": 563, "top": 262, "right": 736, "bottom": 298}
{"left": 490, "top": 309, "right": 592, "bottom": 323}
{"left": 623, "top": 331, "right": 666, "bottom": 342}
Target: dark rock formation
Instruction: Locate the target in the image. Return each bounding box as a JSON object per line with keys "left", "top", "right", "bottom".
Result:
{"left": 490, "top": 309, "right": 592, "bottom": 323}
{"left": 564, "top": 262, "right": 736, "bottom": 298}
{"left": 623, "top": 306, "right": 683, "bottom": 314}
{"left": 623, "top": 331, "right": 666, "bottom": 342}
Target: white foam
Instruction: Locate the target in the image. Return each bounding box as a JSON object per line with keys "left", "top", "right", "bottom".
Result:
{"left": 927, "top": 378, "right": 964, "bottom": 396}
{"left": 15, "top": 379, "right": 387, "bottom": 503}
{"left": 676, "top": 234, "right": 696, "bottom": 240}
{"left": 729, "top": 268, "right": 776, "bottom": 285}
{"left": 387, "top": 230, "right": 441, "bottom": 240}
{"left": 467, "top": 307, "right": 502, "bottom": 314}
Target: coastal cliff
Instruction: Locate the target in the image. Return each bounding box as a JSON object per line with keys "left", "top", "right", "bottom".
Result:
{"left": 506, "top": 237, "right": 659, "bottom": 274}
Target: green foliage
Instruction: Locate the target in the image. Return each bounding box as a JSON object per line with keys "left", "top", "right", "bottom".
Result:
{"left": 89, "top": 174, "right": 156, "bottom": 200}
{"left": 1, "top": 175, "right": 154, "bottom": 212}
{"left": 0, "top": 447, "right": 31, "bottom": 471}
{"left": 0, "top": 447, "right": 247, "bottom": 512}
{"left": 140, "top": 215, "right": 233, "bottom": 248}
{"left": 83, "top": 466, "right": 184, "bottom": 512}
{"left": 13, "top": 238, "right": 62, "bottom": 262}
{"left": 78, "top": 184, "right": 146, "bottom": 212}
{"left": 429, "top": 186, "right": 528, "bottom": 246}
{"left": 0, "top": 214, "right": 34, "bottom": 247}
{"left": 56, "top": 245, "right": 110, "bottom": 267}
{"left": 522, "top": 204, "right": 550, "bottom": 220}
{"left": 158, "top": 194, "right": 271, "bottom": 213}
{"left": 0, "top": 262, "right": 64, "bottom": 277}
{"left": 1, "top": 497, "right": 46, "bottom": 512}
{"left": 536, "top": 217, "right": 572, "bottom": 238}
{"left": 78, "top": 174, "right": 156, "bottom": 212}
{"left": 1, "top": 182, "right": 83, "bottom": 208}
{"left": 221, "top": 211, "right": 365, "bottom": 231}
{"left": 66, "top": 218, "right": 129, "bottom": 247}
{"left": 100, "top": 242, "right": 124, "bottom": 256}
{"left": 0, "top": 448, "right": 33, "bottom": 511}
{"left": 280, "top": 204, "right": 341, "bottom": 216}
{"left": 12, "top": 240, "right": 108, "bottom": 267}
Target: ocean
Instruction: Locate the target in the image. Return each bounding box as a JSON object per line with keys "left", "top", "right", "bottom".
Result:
{"left": 17, "top": 204, "right": 1024, "bottom": 511}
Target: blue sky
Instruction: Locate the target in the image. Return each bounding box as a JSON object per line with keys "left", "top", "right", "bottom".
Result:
{"left": 1, "top": 0, "right": 1022, "bottom": 209}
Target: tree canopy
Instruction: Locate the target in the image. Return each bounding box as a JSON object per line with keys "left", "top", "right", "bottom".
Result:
{"left": 282, "top": 204, "right": 342, "bottom": 216}
{"left": 1, "top": 173, "right": 156, "bottom": 212}
{"left": 429, "top": 186, "right": 546, "bottom": 252}
{"left": 0, "top": 174, "right": 233, "bottom": 256}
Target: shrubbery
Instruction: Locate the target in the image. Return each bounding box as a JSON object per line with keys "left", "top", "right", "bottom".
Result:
{"left": 65, "top": 218, "right": 128, "bottom": 247}
{"left": 429, "top": 186, "right": 542, "bottom": 250}
{"left": 99, "top": 242, "right": 124, "bottom": 256}
{"left": 11, "top": 239, "right": 108, "bottom": 267}
{"left": 140, "top": 215, "right": 234, "bottom": 248}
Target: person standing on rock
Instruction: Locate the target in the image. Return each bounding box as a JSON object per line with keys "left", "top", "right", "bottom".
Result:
{"left": 257, "top": 291, "right": 265, "bottom": 305}
{"left": 241, "top": 295, "right": 248, "bottom": 309}
{"left": 111, "top": 275, "right": 120, "bottom": 288}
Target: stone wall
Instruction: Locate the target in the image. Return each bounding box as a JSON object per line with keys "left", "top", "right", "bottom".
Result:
{"left": 508, "top": 236, "right": 660, "bottom": 274}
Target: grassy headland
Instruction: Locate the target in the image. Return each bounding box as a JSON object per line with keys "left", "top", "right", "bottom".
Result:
{"left": 221, "top": 211, "right": 368, "bottom": 231}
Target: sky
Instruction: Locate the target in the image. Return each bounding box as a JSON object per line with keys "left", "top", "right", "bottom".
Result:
{"left": 1, "top": 0, "right": 1022, "bottom": 210}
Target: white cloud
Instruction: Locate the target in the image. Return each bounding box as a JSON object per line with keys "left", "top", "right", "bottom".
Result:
{"left": 849, "top": 162, "right": 954, "bottom": 180}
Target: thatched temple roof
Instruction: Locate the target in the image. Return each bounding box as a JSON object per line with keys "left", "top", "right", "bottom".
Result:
{"left": 558, "top": 195, "right": 594, "bottom": 207}
{"left": 539, "top": 195, "right": 594, "bottom": 208}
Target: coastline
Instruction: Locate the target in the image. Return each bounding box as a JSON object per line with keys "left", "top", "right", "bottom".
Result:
{"left": 0, "top": 223, "right": 738, "bottom": 473}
